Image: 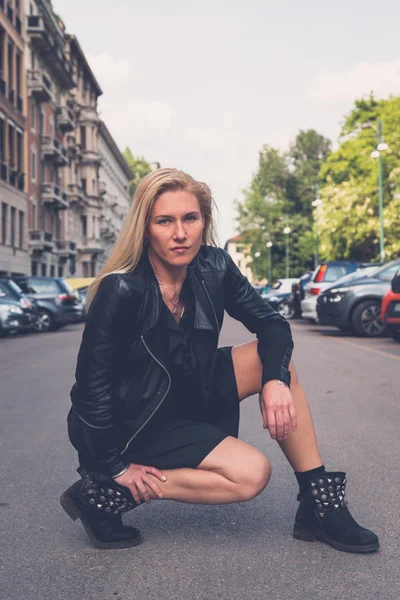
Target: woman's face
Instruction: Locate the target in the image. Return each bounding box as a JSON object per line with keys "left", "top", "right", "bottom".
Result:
{"left": 147, "top": 190, "right": 205, "bottom": 268}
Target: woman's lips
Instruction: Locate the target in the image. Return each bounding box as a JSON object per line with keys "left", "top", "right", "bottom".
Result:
{"left": 171, "top": 247, "right": 190, "bottom": 253}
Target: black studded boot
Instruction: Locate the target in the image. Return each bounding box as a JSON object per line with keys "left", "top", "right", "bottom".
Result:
{"left": 293, "top": 471, "right": 380, "bottom": 553}
{"left": 60, "top": 469, "right": 142, "bottom": 549}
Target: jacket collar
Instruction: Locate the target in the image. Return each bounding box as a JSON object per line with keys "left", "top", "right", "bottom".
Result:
{"left": 137, "top": 248, "right": 216, "bottom": 334}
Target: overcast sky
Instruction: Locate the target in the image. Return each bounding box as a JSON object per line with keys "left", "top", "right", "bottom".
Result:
{"left": 54, "top": 0, "right": 400, "bottom": 245}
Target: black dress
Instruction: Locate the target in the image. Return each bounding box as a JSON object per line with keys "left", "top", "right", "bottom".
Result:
{"left": 121, "top": 277, "right": 240, "bottom": 470}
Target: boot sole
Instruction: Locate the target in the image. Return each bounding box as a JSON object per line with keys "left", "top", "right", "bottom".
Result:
{"left": 293, "top": 524, "right": 380, "bottom": 553}
{"left": 60, "top": 491, "right": 143, "bottom": 549}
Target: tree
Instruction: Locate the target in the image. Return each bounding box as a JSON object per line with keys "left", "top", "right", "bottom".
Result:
{"left": 319, "top": 94, "right": 400, "bottom": 261}
{"left": 234, "top": 130, "right": 332, "bottom": 281}
{"left": 123, "top": 147, "right": 152, "bottom": 199}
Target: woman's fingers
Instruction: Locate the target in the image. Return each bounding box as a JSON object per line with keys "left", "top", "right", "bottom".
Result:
{"left": 276, "top": 410, "right": 284, "bottom": 440}
{"left": 289, "top": 402, "right": 298, "bottom": 431}
{"left": 143, "top": 476, "right": 164, "bottom": 499}
{"left": 136, "top": 481, "right": 152, "bottom": 504}
{"left": 145, "top": 466, "right": 167, "bottom": 482}
{"left": 266, "top": 408, "right": 277, "bottom": 439}
{"left": 129, "top": 485, "right": 142, "bottom": 505}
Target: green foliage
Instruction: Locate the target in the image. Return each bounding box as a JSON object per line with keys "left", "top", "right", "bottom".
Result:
{"left": 235, "top": 130, "right": 331, "bottom": 281}
{"left": 123, "top": 147, "right": 152, "bottom": 199}
{"left": 319, "top": 95, "right": 400, "bottom": 261}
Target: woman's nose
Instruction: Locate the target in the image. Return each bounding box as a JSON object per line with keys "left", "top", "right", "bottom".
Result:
{"left": 173, "top": 221, "right": 187, "bottom": 239}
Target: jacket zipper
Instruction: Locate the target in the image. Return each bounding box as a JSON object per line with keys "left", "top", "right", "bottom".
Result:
{"left": 202, "top": 279, "right": 220, "bottom": 335}
{"left": 121, "top": 334, "right": 171, "bottom": 453}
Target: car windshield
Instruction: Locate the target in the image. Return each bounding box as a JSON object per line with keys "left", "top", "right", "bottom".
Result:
{"left": 335, "top": 266, "right": 380, "bottom": 284}
{"left": 8, "top": 280, "right": 24, "bottom": 295}
{"left": 374, "top": 261, "right": 400, "bottom": 281}
{"left": 58, "top": 279, "right": 75, "bottom": 295}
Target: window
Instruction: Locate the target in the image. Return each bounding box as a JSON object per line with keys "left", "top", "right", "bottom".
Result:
{"left": 80, "top": 126, "right": 86, "bottom": 149}
{"left": 1, "top": 202, "right": 7, "bottom": 244}
{"left": 81, "top": 178, "right": 87, "bottom": 192}
{"left": 58, "top": 266, "right": 63, "bottom": 277}
{"left": 18, "top": 210, "right": 23, "bottom": 249}
{"left": 81, "top": 215, "right": 87, "bottom": 237}
{"left": 30, "top": 98, "right": 36, "bottom": 131}
{"left": 31, "top": 262, "right": 38, "bottom": 276}
{"left": 10, "top": 206, "right": 16, "bottom": 247}
{"left": 16, "top": 131, "right": 23, "bottom": 172}
{"left": 32, "top": 202, "right": 36, "bottom": 229}
{"left": 0, "top": 118, "right": 5, "bottom": 164}
{"left": 376, "top": 263, "right": 400, "bottom": 281}
{"left": 50, "top": 265, "right": 55, "bottom": 277}
{"left": 25, "top": 278, "right": 62, "bottom": 295}
{"left": 41, "top": 264, "right": 47, "bottom": 276}
{"left": 31, "top": 146, "right": 36, "bottom": 181}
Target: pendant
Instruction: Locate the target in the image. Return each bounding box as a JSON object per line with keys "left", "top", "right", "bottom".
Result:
{"left": 173, "top": 307, "right": 178, "bottom": 315}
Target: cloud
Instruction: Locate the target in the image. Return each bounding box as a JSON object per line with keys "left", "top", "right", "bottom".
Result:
{"left": 87, "top": 52, "right": 134, "bottom": 88}
{"left": 309, "top": 58, "right": 400, "bottom": 104}
{"left": 184, "top": 127, "right": 214, "bottom": 147}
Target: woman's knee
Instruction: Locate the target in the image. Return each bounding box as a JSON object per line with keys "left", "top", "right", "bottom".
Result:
{"left": 236, "top": 454, "right": 272, "bottom": 502}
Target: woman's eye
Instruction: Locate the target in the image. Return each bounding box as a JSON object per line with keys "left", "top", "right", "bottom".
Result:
{"left": 185, "top": 215, "right": 197, "bottom": 222}
{"left": 158, "top": 219, "right": 171, "bottom": 225}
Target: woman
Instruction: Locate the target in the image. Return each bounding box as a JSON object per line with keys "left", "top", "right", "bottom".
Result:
{"left": 61, "top": 168, "right": 379, "bottom": 553}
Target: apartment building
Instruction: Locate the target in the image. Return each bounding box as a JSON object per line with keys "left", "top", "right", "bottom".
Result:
{"left": 224, "top": 234, "right": 255, "bottom": 283}
{"left": 0, "top": 0, "right": 28, "bottom": 276}
{"left": 98, "top": 120, "right": 133, "bottom": 268}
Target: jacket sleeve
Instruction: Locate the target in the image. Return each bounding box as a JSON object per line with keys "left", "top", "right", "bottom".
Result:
{"left": 222, "top": 250, "right": 294, "bottom": 388}
{"left": 71, "top": 274, "right": 131, "bottom": 476}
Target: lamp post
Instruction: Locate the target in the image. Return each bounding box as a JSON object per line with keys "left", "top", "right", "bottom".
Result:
{"left": 266, "top": 241, "right": 273, "bottom": 284}
{"left": 283, "top": 226, "right": 291, "bottom": 278}
{"left": 363, "top": 119, "right": 389, "bottom": 262}
{"left": 312, "top": 190, "right": 323, "bottom": 268}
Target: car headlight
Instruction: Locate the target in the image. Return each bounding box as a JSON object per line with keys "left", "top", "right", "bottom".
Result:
{"left": 0, "top": 304, "right": 23, "bottom": 316}
{"left": 327, "top": 287, "right": 351, "bottom": 302}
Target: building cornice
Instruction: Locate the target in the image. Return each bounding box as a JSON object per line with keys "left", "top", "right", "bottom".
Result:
{"left": 99, "top": 121, "right": 134, "bottom": 180}
{"left": 66, "top": 35, "right": 103, "bottom": 97}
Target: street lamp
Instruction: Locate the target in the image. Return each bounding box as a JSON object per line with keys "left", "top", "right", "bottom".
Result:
{"left": 283, "top": 226, "right": 291, "bottom": 278}
{"left": 363, "top": 119, "right": 389, "bottom": 262}
{"left": 311, "top": 194, "right": 323, "bottom": 268}
{"left": 266, "top": 241, "right": 273, "bottom": 284}
{"left": 254, "top": 251, "right": 261, "bottom": 258}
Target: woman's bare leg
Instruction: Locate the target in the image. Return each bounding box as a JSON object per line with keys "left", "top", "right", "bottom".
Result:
{"left": 232, "top": 341, "right": 323, "bottom": 472}
{"left": 141, "top": 437, "right": 271, "bottom": 504}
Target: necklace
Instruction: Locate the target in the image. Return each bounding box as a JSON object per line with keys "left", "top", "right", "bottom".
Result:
{"left": 150, "top": 257, "right": 186, "bottom": 315}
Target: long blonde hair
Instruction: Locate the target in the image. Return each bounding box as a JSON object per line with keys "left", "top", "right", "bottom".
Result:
{"left": 86, "top": 168, "right": 219, "bottom": 308}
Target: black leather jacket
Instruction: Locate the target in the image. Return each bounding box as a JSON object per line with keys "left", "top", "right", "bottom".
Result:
{"left": 68, "top": 246, "right": 293, "bottom": 476}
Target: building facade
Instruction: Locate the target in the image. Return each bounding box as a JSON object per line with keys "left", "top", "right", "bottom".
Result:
{"left": 98, "top": 121, "right": 133, "bottom": 269}
{"left": 224, "top": 234, "right": 255, "bottom": 283}
{"left": 25, "top": 0, "right": 76, "bottom": 277}
{"left": 0, "top": 0, "right": 28, "bottom": 276}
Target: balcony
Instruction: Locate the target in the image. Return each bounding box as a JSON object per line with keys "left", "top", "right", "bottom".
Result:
{"left": 28, "top": 230, "right": 54, "bottom": 253}
{"left": 80, "top": 149, "right": 102, "bottom": 166}
{"left": 55, "top": 240, "right": 77, "bottom": 258}
{"left": 26, "top": 15, "right": 75, "bottom": 89}
{"left": 41, "top": 183, "right": 68, "bottom": 210}
{"left": 41, "top": 136, "right": 69, "bottom": 166}
{"left": 99, "top": 181, "right": 107, "bottom": 196}
{"left": 56, "top": 102, "right": 75, "bottom": 132}
{"left": 27, "top": 69, "right": 53, "bottom": 102}
{"left": 79, "top": 237, "right": 104, "bottom": 255}
{"left": 66, "top": 135, "right": 81, "bottom": 158}
{"left": 68, "top": 183, "right": 86, "bottom": 206}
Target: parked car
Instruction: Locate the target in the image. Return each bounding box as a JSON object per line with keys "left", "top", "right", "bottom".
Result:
{"left": 317, "top": 259, "right": 400, "bottom": 337}
{"left": 64, "top": 277, "right": 95, "bottom": 322}
{"left": 381, "top": 268, "right": 400, "bottom": 342}
{"left": 0, "top": 278, "right": 38, "bottom": 332}
{"left": 301, "top": 261, "right": 380, "bottom": 322}
{"left": 291, "top": 272, "right": 313, "bottom": 318}
{"left": 0, "top": 298, "right": 36, "bottom": 337}
{"left": 261, "top": 278, "right": 299, "bottom": 318}
{"left": 13, "top": 276, "right": 83, "bottom": 332}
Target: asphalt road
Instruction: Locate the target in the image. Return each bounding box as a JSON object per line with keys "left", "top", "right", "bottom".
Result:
{"left": 1, "top": 317, "right": 399, "bottom": 600}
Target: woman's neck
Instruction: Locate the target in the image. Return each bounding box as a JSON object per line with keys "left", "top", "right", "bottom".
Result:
{"left": 148, "top": 250, "right": 187, "bottom": 288}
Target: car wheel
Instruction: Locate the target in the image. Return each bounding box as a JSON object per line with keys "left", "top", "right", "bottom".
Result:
{"left": 351, "top": 300, "right": 386, "bottom": 337}
{"left": 277, "top": 300, "right": 295, "bottom": 319}
{"left": 33, "top": 309, "right": 54, "bottom": 333}
{"left": 388, "top": 326, "right": 400, "bottom": 342}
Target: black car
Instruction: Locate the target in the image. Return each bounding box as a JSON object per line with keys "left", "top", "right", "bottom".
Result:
{"left": 0, "top": 298, "right": 36, "bottom": 336}
{"left": 0, "top": 278, "right": 38, "bottom": 333}
{"left": 261, "top": 278, "right": 300, "bottom": 318}
{"left": 317, "top": 259, "right": 400, "bottom": 337}
{"left": 13, "top": 276, "right": 83, "bottom": 332}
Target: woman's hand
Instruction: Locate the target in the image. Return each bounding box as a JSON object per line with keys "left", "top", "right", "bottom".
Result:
{"left": 114, "top": 463, "right": 167, "bottom": 504}
{"left": 259, "top": 380, "right": 297, "bottom": 441}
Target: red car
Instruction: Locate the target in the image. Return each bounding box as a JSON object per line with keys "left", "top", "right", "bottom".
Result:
{"left": 381, "top": 268, "right": 400, "bottom": 341}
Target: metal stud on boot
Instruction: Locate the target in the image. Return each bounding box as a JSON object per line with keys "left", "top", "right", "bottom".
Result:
{"left": 293, "top": 471, "right": 379, "bottom": 553}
